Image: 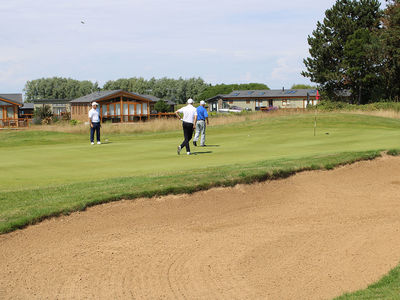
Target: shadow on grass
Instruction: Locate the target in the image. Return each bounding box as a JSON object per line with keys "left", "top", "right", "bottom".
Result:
{"left": 191, "top": 151, "right": 213, "bottom": 155}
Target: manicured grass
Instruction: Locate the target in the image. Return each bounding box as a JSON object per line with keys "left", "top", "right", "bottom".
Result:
{"left": 1, "top": 113, "right": 400, "bottom": 191}
{"left": 335, "top": 265, "right": 400, "bottom": 299}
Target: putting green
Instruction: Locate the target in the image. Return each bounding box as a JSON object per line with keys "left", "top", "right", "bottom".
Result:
{"left": 1, "top": 113, "right": 399, "bottom": 191}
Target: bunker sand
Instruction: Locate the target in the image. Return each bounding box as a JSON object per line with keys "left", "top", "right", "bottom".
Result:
{"left": 1, "top": 156, "right": 400, "bottom": 299}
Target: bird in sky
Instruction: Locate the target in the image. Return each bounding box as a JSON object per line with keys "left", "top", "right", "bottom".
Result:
{"left": 81, "top": 20, "right": 85, "bottom": 24}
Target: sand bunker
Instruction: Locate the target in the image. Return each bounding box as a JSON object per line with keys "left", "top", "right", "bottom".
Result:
{"left": 1, "top": 156, "right": 400, "bottom": 299}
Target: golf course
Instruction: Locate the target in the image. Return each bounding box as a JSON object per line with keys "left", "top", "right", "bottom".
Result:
{"left": 1, "top": 111, "right": 400, "bottom": 299}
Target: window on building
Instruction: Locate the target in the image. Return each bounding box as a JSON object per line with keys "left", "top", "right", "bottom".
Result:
{"left": 7, "top": 107, "right": 14, "bottom": 118}
{"left": 143, "top": 103, "right": 148, "bottom": 114}
{"left": 129, "top": 104, "right": 135, "bottom": 115}
{"left": 246, "top": 100, "right": 250, "bottom": 104}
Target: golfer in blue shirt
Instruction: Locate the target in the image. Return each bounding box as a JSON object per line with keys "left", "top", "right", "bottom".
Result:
{"left": 193, "top": 100, "right": 209, "bottom": 147}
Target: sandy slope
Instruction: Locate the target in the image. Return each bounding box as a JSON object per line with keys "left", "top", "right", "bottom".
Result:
{"left": 1, "top": 156, "right": 400, "bottom": 299}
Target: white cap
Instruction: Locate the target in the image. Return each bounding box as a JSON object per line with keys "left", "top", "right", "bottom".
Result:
{"left": 187, "top": 98, "right": 194, "bottom": 104}
{"left": 92, "top": 102, "right": 99, "bottom": 106}
{"left": 200, "top": 100, "right": 206, "bottom": 105}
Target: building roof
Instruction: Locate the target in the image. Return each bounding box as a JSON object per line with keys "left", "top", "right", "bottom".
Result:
{"left": 0, "top": 93, "right": 23, "bottom": 105}
{"left": 224, "top": 89, "right": 318, "bottom": 99}
{"left": 142, "top": 95, "right": 176, "bottom": 105}
{"left": 70, "top": 90, "right": 163, "bottom": 104}
{"left": 32, "top": 99, "right": 71, "bottom": 104}
{"left": 20, "top": 103, "right": 34, "bottom": 109}
{"left": 205, "top": 94, "right": 227, "bottom": 102}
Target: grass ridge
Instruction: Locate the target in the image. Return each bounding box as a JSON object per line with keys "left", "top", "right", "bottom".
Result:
{"left": 0, "top": 150, "right": 382, "bottom": 235}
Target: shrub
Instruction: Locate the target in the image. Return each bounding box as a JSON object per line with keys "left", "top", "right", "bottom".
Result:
{"left": 70, "top": 119, "right": 79, "bottom": 126}
{"left": 154, "top": 100, "right": 171, "bottom": 113}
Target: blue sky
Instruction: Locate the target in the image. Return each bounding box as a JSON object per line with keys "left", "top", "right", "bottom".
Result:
{"left": 0, "top": 0, "right": 386, "bottom": 93}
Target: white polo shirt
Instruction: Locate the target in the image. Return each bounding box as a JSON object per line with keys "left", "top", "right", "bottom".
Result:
{"left": 88, "top": 108, "right": 100, "bottom": 123}
{"left": 178, "top": 104, "right": 197, "bottom": 124}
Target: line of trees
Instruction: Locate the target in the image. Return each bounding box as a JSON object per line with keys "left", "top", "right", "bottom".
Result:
{"left": 23, "top": 77, "right": 272, "bottom": 104}
{"left": 302, "top": 0, "right": 400, "bottom": 104}
{"left": 24, "top": 77, "right": 101, "bottom": 100}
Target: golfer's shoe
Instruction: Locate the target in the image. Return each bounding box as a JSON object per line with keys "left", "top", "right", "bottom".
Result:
{"left": 201, "top": 144, "right": 206, "bottom": 147}
{"left": 97, "top": 141, "right": 101, "bottom": 145}
{"left": 177, "top": 145, "right": 181, "bottom": 155}
{"left": 193, "top": 141, "right": 197, "bottom": 146}
{"left": 187, "top": 152, "right": 191, "bottom": 155}
{"left": 91, "top": 142, "right": 94, "bottom": 145}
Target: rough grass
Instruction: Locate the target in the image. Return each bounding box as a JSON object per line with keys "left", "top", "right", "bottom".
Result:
{"left": 28, "top": 110, "right": 310, "bottom": 134}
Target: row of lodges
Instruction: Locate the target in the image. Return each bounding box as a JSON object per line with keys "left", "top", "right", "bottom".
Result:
{"left": 206, "top": 88, "right": 320, "bottom": 112}
{"left": 1, "top": 88, "right": 320, "bottom": 128}
{"left": 0, "top": 90, "right": 175, "bottom": 127}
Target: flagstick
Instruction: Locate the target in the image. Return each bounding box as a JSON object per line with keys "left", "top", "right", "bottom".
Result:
{"left": 314, "top": 105, "right": 317, "bottom": 137}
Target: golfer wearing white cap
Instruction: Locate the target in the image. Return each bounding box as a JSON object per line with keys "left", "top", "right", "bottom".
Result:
{"left": 193, "top": 100, "right": 209, "bottom": 147}
{"left": 175, "top": 98, "right": 197, "bottom": 155}
{"left": 88, "top": 102, "right": 101, "bottom": 145}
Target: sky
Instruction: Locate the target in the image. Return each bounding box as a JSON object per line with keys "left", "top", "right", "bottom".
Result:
{"left": 0, "top": 0, "right": 386, "bottom": 93}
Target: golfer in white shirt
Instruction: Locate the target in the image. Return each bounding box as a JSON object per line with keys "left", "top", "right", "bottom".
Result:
{"left": 88, "top": 102, "right": 101, "bottom": 145}
{"left": 175, "top": 98, "right": 197, "bottom": 155}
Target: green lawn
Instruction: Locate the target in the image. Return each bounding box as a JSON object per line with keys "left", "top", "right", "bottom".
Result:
{"left": 1, "top": 112, "right": 400, "bottom": 298}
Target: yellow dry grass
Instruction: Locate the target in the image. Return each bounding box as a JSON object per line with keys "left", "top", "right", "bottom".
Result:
{"left": 28, "top": 110, "right": 308, "bottom": 134}
{"left": 26, "top": 109, "right": 400, "bottom": 134}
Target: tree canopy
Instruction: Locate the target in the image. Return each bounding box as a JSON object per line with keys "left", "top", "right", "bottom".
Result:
{"left": 290, "top": 84, "right": 317, "bottom": 89}
{"left": 302, "top": 0, "right": 382, "bottom": 103}
{"left": 103, "top": 77, "right": 208, "bottom": 104}
{"left": 24, "top": 77, "right": 100, "bottom": 100}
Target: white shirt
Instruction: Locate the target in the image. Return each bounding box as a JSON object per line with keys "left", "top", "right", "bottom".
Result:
{"left": 88, "top": 108, "right": 100, "bottom": 123}
{"left": 178, "top": 104, "right": 197, "bottom": 124}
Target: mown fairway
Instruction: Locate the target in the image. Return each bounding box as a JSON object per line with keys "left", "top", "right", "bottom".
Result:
{"left": 1, "top": 112, "right": 400, "bottom": 235}
{"left": 1, "top": 113, "right": 400, "bottom": 191}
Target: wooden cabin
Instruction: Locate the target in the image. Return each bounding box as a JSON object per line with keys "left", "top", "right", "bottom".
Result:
{"left": 0, "top": 93, "right": 24, "bottom": 128}
{"left": 70, "top": 90, "right": 158, "bottom": 122}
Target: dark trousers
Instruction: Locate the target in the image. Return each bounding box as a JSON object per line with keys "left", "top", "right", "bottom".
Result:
{"left": 180, "top": 121, "right": 194, "bottom": 152}
{"left": 90, "top": 122, "right": 101, "bottom": 142}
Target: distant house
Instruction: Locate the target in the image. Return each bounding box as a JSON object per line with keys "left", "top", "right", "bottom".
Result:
{"left": 19, "top": 102, "right": 34, "bottom": 119}
{"left": 0, "top": 93, "right": 23, "bottom": 127}
{"left": 70, "top": 90, "right": 169, "bottom": 122}
{"left": 31, "top": 99, "right": 71, "bottom": 116}
{"left": 206, "top": 89, "right": 320, "bottom": 112}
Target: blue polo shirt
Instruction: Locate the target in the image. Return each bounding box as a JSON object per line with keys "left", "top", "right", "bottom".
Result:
{"left": 196, "top": 105, "right": 208, "bottom": 121}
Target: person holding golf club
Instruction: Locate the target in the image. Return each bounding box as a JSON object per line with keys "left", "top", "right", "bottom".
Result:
{"left": 175, "top": 98, "right": 197, "bottom": 155}
{"left": 88, "top": 101, "right": 101, "bottom": 145}
{"left": 193, "top": 100, "right": 209, "bottom": 147}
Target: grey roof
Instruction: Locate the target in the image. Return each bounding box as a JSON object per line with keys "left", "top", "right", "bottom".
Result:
{"left": 141, "top": 94, "right": 161, "bottom": 103}
{"left": 142, "top": 95, "right": 176, "bottom": 105}
{"left": 21, "top": 103, "right": 34, "bottom": 109}
{"left": 70, "top": 90, "right": 122, "bottom": 103}
{"left": 70, "top": 90, "right": 161, "bottom": 104}
{"left": 0, "top": 93, "right": 23, "bottom": 105}
{"left": 32, "top": 99, "right": 71, "bottom": 104}
{"left": 224, "top": 89, "right": 318, "bottom": 99}
{"left": 205, "top": 94, "right": 227, "bottom": 102}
